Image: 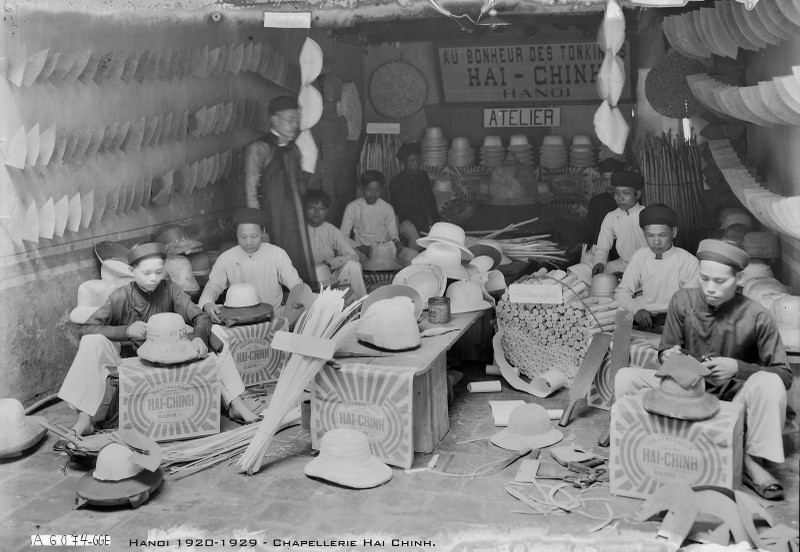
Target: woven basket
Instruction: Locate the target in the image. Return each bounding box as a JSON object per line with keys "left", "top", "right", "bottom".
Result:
{"left": 369, "top": 60, "right": 427, "bottom": 119}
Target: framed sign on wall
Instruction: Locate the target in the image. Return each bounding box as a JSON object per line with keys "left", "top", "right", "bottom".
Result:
{"left": 437, "top": 41, "right": 631, "bottom": 104}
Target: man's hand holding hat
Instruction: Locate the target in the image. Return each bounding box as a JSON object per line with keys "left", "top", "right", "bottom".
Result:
{"left": 126, "top": 320, "right": 148, "bottom": 341}
{"left": 202, "top": 303, "right": 222, "bottom": 324}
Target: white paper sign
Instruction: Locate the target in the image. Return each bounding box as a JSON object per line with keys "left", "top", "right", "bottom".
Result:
{"left": 508, "top": 283, "right": 563, "bottom": 304}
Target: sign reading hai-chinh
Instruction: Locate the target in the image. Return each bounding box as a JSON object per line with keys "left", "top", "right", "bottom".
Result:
{"left": 437, "top": 41, "right": 631, "bottom": 104}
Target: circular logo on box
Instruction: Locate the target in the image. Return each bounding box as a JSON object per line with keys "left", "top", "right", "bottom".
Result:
{"left": 234, "top": 337, "right": 270, "bottom": 373}
{"left": 143, "top": 382, "right": 198, "bottom": 423}
{"left": 637, "top": 434, "right": 703, "bottom": 483}
{"left": 335, "top": 401, "right": 390, "bottom": 441}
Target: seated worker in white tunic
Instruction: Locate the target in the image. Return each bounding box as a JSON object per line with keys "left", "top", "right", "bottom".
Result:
{"left": 304, "top": 190, "right": 368, "bottom": 299}
{"left": 58, "top": 243, "right": 259, "bottom": 438}
{"left": 615, "top": 204, "right": 699, "bottom": 333}
{"left": 198, "top": 208, "right": 304, "bottom": 320}
{"left": 339, "top": 170, "right": 417, "bottom": 267}
{"left": 615, "top": 239, "right": 792, "bottom": 501}
{"left": 592, "top": 171, "right": 648, "bottom": 276}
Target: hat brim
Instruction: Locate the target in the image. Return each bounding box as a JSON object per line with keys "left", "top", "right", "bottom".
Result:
{"left": 392, "top": 264, "right": 447, "bottom": 305}
{"left": 70, "top": 306, "right": 101, "bottom": 325}
{"left": 412, "top": 256, "right": 470, "bottom": 281}
{"left": 137, "top": 342, "right": 199, "bottom": 365}
{"left": 450, "top": 299, "right": 493, "bottom": 314}
{"left": 642, "top": 388, "right": 721, "bottom": 421}
{"left": 217, "top": 304, "right": 273, "bottom": 326}
{"left": 362, "top": 259, "right": 402, "bottom": 272}
{"left": 0, "top": 416, "right": 47, "bottom": 458}
{"left": 490, "top": 427, "right": 563, "bottom": 452}
{"left": 362, "top": 285, "right": 423, "bottom": 321}
{"left": 304, "top": 456, "right": 392, "bottom": 489}
{"left": 416, "top": 237, "right": 475, "bottom": 261}
{"left": 467, "top": 245, "right": 501, "bottom": 270}
{"left": 77, "top": 467, "right": 163, "bottom": 508}
{"left": 165, "top": 239, "right": 204, "bottom": 256}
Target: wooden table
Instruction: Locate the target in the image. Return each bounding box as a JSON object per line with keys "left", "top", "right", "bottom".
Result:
{"left": 317, "top": 310, "right": 485, "bottom": 453}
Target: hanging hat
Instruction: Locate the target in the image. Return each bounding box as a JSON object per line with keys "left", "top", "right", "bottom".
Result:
{"left": 217, "top": 283, "right": 273, "bottom": 327}
{"left": 153, "top": 225, "right": 203, "bottom": 256}
{"left": 396, "top": 142, "right": 420, "bottom": 161}
{"left": 445, "top": 280, "right": 493, "bottom": 314}
{"left": 127, "top": 242, "right": 167, "bottom": 266}
{"left": 0, "top": 398, "right": 47, "bottom": 458}
{"left": 478, "top": 239, "right": 512, "bottom": 266}
{"left": 356, "top": 297, "right": 421, "bottom": 351}
{"left": 416, "top": 222, "right": 474, "bottom": 261}
{"left": 485, "top": 270, "right": 507, "bottom": 293}
{"left": 411, "top": 242, "right": 469, "bottom": 280}
{"left": 233, "top": 207, "right": 268, "bottom": 228}
{"left": 362, "top": 241, "right": 402, "bottom": 272}
{"left": 392, "top": 264, "right": 446, "bottom": 309}
{"left": 643, "top": 355, "right": 720, "bottom": 421}
{"left": 697, "top": 239, "right": 750, "bottom": 272}
{"left": 597, "top": 158, "right": 625, "bottom": 173}
{"left": 136, "top": 312, "right": 199, "bottom": 365}
{"left": 70, "top": 279, "right": 122, "bottom": 324}
{"left": 610, "top": 171, "right": 644, "bottom": 190}
{"left": 304, "top": 428, "right": 392, "bottom": 489}
{"left": 467, "top": 244, "right": 501, "bottom": 270}
{"left": 95, "top": 241, "right": 133, "bottom": 279}
{"left": 267, "top": 95, "right": 299, "bottom": 116}
{"left": 76, "top": 441, "right": 164, "bottom": 509}
{"left": 164, "top": 255, "right": 200, "bottom": 295}
{"left": 491, "top": 403, "right": 563, "bottom": 452}
{"left": 362, "top": 284, "right": 423, "bottom": 321}
{"left": 639, "top": 203, "right": 678, "bottom": 228}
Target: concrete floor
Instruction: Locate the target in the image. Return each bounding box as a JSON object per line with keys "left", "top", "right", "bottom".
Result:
{"left": 2, "top": 360, "right": 798, "bottom": 552}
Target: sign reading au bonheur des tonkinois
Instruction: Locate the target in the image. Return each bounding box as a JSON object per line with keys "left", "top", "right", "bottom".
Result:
{"left": 437, "top": 41, "right": 631, "bottom": 104}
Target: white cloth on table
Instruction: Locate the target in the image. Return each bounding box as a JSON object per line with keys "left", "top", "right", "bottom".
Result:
{"left": 594, "top": 204, "right": 647, "bottom": 268}
{"left": 615, "top": 246, "right": 700, "bottom": 314}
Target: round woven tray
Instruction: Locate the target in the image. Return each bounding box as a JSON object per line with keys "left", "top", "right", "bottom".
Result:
{"left": 369, "top": 60, "right": 427, "bottom": 119}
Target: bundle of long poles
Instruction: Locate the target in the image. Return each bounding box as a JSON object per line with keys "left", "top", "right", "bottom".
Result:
{"left": 495, "top": 235, "right": 568, "bottom": 265}
{"left": 357, "top": 133, "right": 403, "bottom": 201}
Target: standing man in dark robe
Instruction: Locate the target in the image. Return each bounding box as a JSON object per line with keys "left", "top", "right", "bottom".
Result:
{"left": 244, "top": 96, "right": 315, "bottom": 285}
{"left": 389, "top": 143, "right": 442, "bottom": 252}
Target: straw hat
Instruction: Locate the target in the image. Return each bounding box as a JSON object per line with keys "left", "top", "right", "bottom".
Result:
{"left": 411, "top": 242, "right": 469, "bottom": 280}
{"left": 416, "top": 222, "right": 474, "bottom": 261}
{"left": 542, "top": 135, "right": 565, "bottom": 146}
{"left": 485, "top": 270, "right": 507, "bottom": 293}
{"left": 356, "top": 297, "right": 421, "bottom": 351}
{"left": 305, "top": 428, "right": 392, "bottom": 489}
{"left": 491, "top": 403, "right": 563, "bottom": 451}
{"left": 478, "top": 239, "right": 512, "bottom": 266}
{"left": 136, "top": 312, "right": 199, "bottom": 365}
{"left": 445, "top": 280, "right": 493, "bottom": 314}
{"left": 392, "top": 264, "right": 446, "bottom": 308}
{"left": 424, "top": 127, "right": 445, "bottom": 140}
{"left": 362, "top": 242, "right": 402, "bottom": 272}
{"left": 70, "top": 279, "right": 123, "bottom": 324}
{"left": 469, "top": 255, "right": 495, "bottom": 275}
{"left": 218, "top": 283, "right": 273, "bottom": 327}
{"left": 154, "top": 224, "right": 203, "bottom": 256}
{"left": 467, "top": 244, "right": 501, "bottom": 270}
{"left": 483, "top": 135, "right": 503, "bottom": 147}
{"left": 643, "top": 356, "right": 720, "bottom": 421}
{"left": 509, "top": 134, "right": 529, "bottom": 146}
{"left": 0, "top": 398, "right": 47, "bottom": 458}
{"left": 572, "top": 134, "right": 592, "bottom": 146}
{"left": 362, "top": 284, "right": 423, "bottom": 320}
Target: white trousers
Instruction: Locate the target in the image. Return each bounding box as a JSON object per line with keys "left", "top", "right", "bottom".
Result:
{"left": 615, "top": 367, "right": 787, "bottom": 463}
{"left": 58, "top": 334, "right": 245, "bottom": 418}
{"left": 332, "top": 260, "right": 368, "bottom": 299}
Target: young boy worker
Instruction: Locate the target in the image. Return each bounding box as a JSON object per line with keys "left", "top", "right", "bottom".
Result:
{"left": 615, "top": 239, "right": 792, "bottom": 500}
{"left": 198, "top": 207, "right": 304, "bottom": 319}
{"left": 592, "top": 171, "right": 648, "bottom": 276}
{"left": 614, "top": 204, "right": 699, "bottom": 333}
{"left": 58, "top": 243, "right": 259, "bottom": 439}
{"left": 304, "top": 189, "right": 368, "bottom": 299}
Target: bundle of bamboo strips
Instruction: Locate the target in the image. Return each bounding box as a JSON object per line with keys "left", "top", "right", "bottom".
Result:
{"left": 357, "top": 134, "right": 403, "bottom": 201}
{"left": 495, "top": 235, "right": 567, "bottom": 265}
{"left": 496, "top": 268, "right": 618, "bottom": 385}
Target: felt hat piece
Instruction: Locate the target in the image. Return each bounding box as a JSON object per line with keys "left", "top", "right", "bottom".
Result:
{"left": 417, "top": 222, "right": 474, "bottom": 261}
{"left": 697, "top": 239, "right": 750, "bottom": 271}
{"left": 218, "top": 283, "right": 273, "bottom": 327}
{"left": 491, "top": 403, "right": 563, "bottom": 452}
{"left": 305, "top": 428, "right": 392, "bottom": 489}
{"left": 76, "top": 442, "right": 164, "bottom": 509}
{"left": 0, "top": 398, "right": 47, "bottom": 458}
{"left": 363, "top": 284, "right": 423, "bottom": 321}
{"left": 411, "top": 242, "right": 469, "bottom": 281}
{"left": 393, "top": 264, "right": 446, "bottom": 308}
{"left": 445, "top": 280, "right": 493, "bottom": 314}
{"left": 362, "top": 241, "right": 402, "bottom": 272}
{"left": 70, "top": 279, "right": 123, "bottom": 324}
{"left": 154, "top": 225, "right": 203, "bottom": 256}
{"left": 643, "top": 356, "right": 720, "bottom": 421}
{"left": 356, "top": 297, "right": 421, "bottom": 352}
{"left": 136, "top": 312, "right": 199, "bottom": 365}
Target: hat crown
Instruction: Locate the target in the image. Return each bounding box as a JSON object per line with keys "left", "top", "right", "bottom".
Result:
{"left": 421, "top": 242, "right": 462, "bottom": 267}
{"left": 659, "top": 375, "right": 706, "bottom": 399}
{"left": 486, "top": 270, "right": 507, "bottom": 292}
{"left": 318, "top": 428, "right": 372, "bottom": 460}
{"left": 509, "top": 134, "right": 529, "bottom": 146}
{"left": 469, "top": 255, "right": 494, "bottom": 274}
{"left": 94, "top": 443, "right": 143, "bottom": 481}
{"left": 0, "top": 399, "right": 28, "bottom": 436}
{"left": 406, "top": 271, "right": 440, "bottom": 300}
{"left": 224, "top": 283, "right": 260, "bottom": 308}
{"left": 451, "top": 136, "right": 471, "bottom": 150}
{"left": 357, "top": 297, "right": 420, "bottom": 350}
{"left": 426, "top": 222, "right": 466, "bottom": 247}
{"left": 507, "top": 404, "right": 551, "bottom": 435}
{"left": 590, "top": 274, "right": 618, "bottom": 297}
{"left": 483, "top": 135, "right": 502, "bottom": 147}
{"left": 146, "top": 313, "right": 188, "bottom": 342}
{"left": 370, "top": 241, "right": 396, "bottom": 260}
{"left": 542, "top": 135, "right": 564, "bottom": 146}
{"left": 446, "top": 280, "right": 483, "bottom": 303}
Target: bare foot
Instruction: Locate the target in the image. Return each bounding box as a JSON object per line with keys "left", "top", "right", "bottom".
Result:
{"left": 743, "top": 454, "right": 784, "bottom": 500}
{"left": 70, "top": 412, "right": 95, "bottom": 437}
{"left": 228, "top": 397, "right": 258, "bottom": 423}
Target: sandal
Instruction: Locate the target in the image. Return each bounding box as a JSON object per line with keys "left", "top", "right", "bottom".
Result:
{"left": 52, "top": 429, "right": 79, "bottom": 452}
{"left": 742, "top": 471, "right": 785, "bottom": 501}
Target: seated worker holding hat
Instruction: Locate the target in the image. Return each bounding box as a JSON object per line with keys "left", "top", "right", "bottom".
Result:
{"left": 304, "top": 189, "right": 368, "bottom": 299}
{"left": 198, "top": 207, "right": 304, "bottom": 319}
{"left": 614, "top": 203, "right": 699, "bottom": 333}
{"left": 615, "top": 239, "right": 792, "bottom": 500}
{"left": 340, "top": 170, "right": 417, "bottom": 267}
{"left": 389, "top": 143, "right": 442, "bottom": 253}
{"left": 58, "top": 243, "right": 259, "bottom": 438}
{"left": 592, "top": 171, "right": 648, "bottom": 276}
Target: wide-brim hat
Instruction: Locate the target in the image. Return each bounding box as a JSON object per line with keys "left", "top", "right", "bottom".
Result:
{"left": 445, "top": 280, "right": 493, "bottom": 314}
{"left": 217, "top": 304, "right": 273, "bottom": 327}
{"left": 0, "top": 399, "right": 47, "bottom": 458}
{"left": 643, "top": 385, "right": 720, "bottom": 421}
{"left": 392, "top": 264, "right": 446, "bottom": 308}
{"left": 76, "top": 466, "right": 164, "bottom": 509}
{"left": 467, "top": 244, "right": 501, "bottom": 270}
{"left": 416, "top": 222, "right": 474, "bottom": 261}
{"left": 362, "top": 284, "right": 423, "bottom": 320}
{"left": 305, "top": 428, "right": 392, "bottom": 489}
{"left": 136, "top": 313, "right": 199, "bottom": 365}
{"left": 411, "top": 246, "right": 469, "bottom": 281}
{"left": 362, "top": 242, "right": 402, "bottom": 272}
{"left": 490, "top": 403, "right": 563, "bottom": 452}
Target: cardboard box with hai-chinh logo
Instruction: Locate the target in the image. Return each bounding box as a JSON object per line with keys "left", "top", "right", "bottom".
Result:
{"left": 118, "top": 355, "right": 220, "bottom": 442}
{"left": 210, "top": 320, "right": 287, "bottom": 387}
{"left": 610, "top": 393, "right": 743, "bottom": 499}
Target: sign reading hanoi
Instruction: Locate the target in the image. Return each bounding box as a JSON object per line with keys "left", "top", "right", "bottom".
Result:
{"left": 437, "top": 41, "right": 630, "bottom": 104}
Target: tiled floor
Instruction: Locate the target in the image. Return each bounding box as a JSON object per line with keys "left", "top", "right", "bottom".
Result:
{"left": 2, "top": 361, "right": 798, "bottom": 552}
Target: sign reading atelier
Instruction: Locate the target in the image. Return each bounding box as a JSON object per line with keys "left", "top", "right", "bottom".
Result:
{"left": 437, "top": 41, "right": 631, "bottom": 104}
{"left": 484, "top": 107, "right": 561, "bottom": 128}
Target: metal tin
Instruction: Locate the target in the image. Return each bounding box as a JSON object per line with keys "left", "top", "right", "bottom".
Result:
{"left": 428, "top": 296, "right": 451, "bottom": 324}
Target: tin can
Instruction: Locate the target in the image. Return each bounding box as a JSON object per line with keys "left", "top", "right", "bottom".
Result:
{"left": 428, "top": 296, "right": 451, "bottom": 324}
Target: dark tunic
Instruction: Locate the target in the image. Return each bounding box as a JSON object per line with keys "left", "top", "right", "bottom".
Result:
{"left": 389, "top": 170, "right": 441, "bottom": 233}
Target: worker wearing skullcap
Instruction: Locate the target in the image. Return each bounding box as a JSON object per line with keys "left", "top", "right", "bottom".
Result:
{"left": 592, "top": 170, "right": 648, "bottom": 276}
{"left": 615, "top": 203, "right": 699, "bottom": 333}
{"left": 389, "top": 142, "right": 441, "bottom": 253}
{"left": 616, "top": 237, "right": 791, "bottom": 501}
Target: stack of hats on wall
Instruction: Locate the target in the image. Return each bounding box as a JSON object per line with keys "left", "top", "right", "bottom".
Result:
{"left": 432, "top": 176, "right": 456, "bottom": 211}
{"left": 420, "top": 127, "right": 448, "bottom": 167}
{"left": 448, "top": 137, "right": 476, "bottom": 167}
{"left": 154, "top": 224, "right": 205, "bottom": 297}
{"left": 539, "top": 135, "right": 568, "bottom": 169}
{"left": 507, "top": 134, "right": 534, "bottom": 166}
{"left": 479, "top": 135, "right": 506, "bottom": 167}
{"left": 569, "top": 135, "right": 595, "bottom": 168}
